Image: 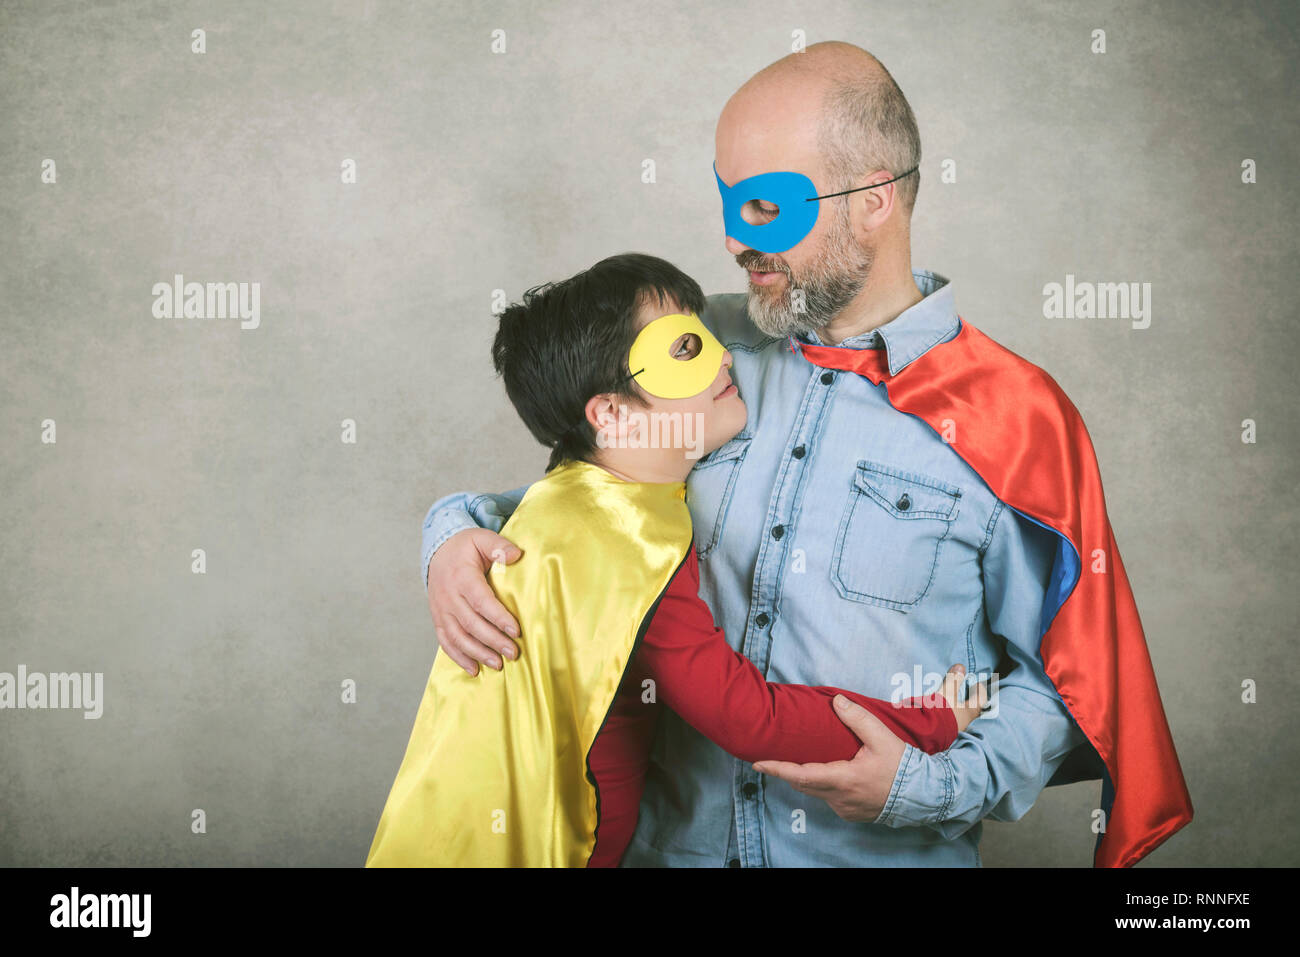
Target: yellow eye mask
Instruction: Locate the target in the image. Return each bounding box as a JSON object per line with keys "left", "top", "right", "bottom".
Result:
{"left": 626, "top": 312, "right": 726, "bottom": 399}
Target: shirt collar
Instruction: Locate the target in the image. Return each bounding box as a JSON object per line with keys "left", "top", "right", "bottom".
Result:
{"left": 797, "top": 269, "right": 958, "bottom": 377}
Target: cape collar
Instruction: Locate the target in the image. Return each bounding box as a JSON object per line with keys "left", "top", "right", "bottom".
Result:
{"left": 548, "top": 459, "right": 688, "bottom": 503}
{"left": 789, "top": 269, "right": 958, "bottom": 378}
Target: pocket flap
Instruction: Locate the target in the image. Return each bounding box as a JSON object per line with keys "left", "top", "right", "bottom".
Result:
{"left": 852, "top": 461, "right": 961, "bottom": 520}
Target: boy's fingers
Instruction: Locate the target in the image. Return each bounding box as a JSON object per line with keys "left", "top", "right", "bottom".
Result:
{"left": 952, "top": 678, "right": 993, "bottom": 732}
{"left": 954, "top": 703, "right": 980, "bottom": 733}
{"left": 939, "top": 663, "right": 966, "bottom": 706}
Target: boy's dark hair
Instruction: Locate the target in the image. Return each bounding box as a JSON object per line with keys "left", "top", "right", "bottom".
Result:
{"left": 491, "top": 252, "right": 706, "bottom": 473}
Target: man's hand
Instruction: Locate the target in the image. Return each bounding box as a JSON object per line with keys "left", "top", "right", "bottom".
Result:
{"left": 752, "top": 663, "right": 979, "bottom": 823}
{"left": 426, "top": 528, "right": 523, "bottom": 676}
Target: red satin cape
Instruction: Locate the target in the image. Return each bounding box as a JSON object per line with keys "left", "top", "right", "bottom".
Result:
{"left": 795, "top": 317, "right": 1193, "bottom": 867}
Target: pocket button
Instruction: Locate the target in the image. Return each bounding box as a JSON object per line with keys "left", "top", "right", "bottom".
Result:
{"left": 831, "top": 461, "right": 963, "bottom": 609}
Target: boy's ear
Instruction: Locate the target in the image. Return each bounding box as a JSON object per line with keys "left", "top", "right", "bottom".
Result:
{"left": 585, "top": 393, "right": 619, "bottom": 446}
{"left": 585, "top": 393, "right": 614, "bottom": 431}
{"left": 586, "top": 392, "right": 642, "bottom": 448}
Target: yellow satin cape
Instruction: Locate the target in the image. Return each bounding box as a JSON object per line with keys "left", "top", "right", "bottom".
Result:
{"left": 366, "top": 459, "right": 691, "bottom": 867}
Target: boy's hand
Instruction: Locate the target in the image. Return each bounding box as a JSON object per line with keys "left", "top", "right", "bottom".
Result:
{"left": 940, "top": 663, "right": 988, "bottom": 734}
{"left": 427, "top": 529, "right": 523, "bottom": 676}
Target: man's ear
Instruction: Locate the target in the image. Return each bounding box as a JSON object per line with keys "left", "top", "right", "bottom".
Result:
{"left": 851, "top": 171, "right": 898, "bottom": 238}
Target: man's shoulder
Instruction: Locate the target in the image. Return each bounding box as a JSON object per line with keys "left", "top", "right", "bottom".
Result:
{"left": 958, "top": 321, "right": 1085, "bottom": 429}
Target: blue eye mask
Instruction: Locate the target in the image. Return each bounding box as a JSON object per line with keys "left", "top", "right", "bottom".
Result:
{"left": 714, "top": 163, "right": 819, "bottom": 255}
{"left": 713, "top": 161, "right": 919, "bottom": 255}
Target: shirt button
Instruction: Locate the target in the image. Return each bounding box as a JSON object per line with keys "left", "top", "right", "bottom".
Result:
{"left": 792, "top": 445, "right": 806, "bottom": 459}
{"left": 728, "top": 858, "right": 741, "bottom": 868}
{"left": 755, "top": 612, "right": 770, "bottom": 627}
{"left": 771, "top": 525, "right": 785, "bottom": 540}
{"left": 897, "top": 493, "right": 911, "bottom": 511}
{"left": 820, "top": 372, "right": 834, "bottom": 385}
{"left": 742, "top": 782, "right": 758, "bottom": 799}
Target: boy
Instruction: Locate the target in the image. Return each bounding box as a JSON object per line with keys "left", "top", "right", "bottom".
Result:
{"left": 366, "top": 253, "right": 985, "bottom": 867}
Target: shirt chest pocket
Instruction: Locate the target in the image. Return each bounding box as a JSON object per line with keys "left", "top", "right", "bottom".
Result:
{"left": 831, "top": 460, "right": 962, "bottom": 611}
{"left": 686, "top": 431, "right": 752, "bottom": 559}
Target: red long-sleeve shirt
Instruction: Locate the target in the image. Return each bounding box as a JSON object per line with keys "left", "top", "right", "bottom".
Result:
{"left": 586, "top": 546, "right": 959, "bottom": 867}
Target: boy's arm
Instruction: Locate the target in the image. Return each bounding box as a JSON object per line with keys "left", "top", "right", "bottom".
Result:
{"left": 636, "top": 549, "right": 975, "bottom": 763}
{"left": 422, "top": 484, "right": 530, "bottom": 676}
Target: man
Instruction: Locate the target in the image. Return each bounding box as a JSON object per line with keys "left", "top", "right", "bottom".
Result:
{"left": 419, "top": 42, "right": 1190, "bottom": 866}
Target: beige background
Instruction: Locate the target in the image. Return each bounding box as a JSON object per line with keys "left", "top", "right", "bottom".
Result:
{"left": 1, "top": 0, "right": 1296, "bottom": 865}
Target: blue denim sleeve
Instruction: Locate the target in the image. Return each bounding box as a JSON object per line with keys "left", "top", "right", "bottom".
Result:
{"left": 420, "top": 485, "right": 530, "bottom": 590}
{"left": 876, "top": 500, "right": 1088, "bottom": 835}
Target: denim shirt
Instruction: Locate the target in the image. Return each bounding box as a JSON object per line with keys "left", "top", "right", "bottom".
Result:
{"left": 420, "top": 269, "right": 1088, "bottom": 867}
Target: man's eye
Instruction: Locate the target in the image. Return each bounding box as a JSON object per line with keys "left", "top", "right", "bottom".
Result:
{"left": 740, "top": 199, "right": 780, "bottom": 226}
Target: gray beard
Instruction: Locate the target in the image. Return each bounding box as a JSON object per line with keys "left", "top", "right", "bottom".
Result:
{"left": 746, "top": 211, "right": 874, "bottom": 340}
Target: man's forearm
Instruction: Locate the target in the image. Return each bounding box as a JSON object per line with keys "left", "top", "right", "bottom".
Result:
{"left": 874, "top": 672, "right": 1086, "bottom": 838}
{"left": 420, "top": 485, "right": 529, "bottom": 587}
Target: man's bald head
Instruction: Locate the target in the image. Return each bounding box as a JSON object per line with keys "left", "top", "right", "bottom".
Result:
{"left": 718, "top": 41, "right": 921, "bottom": 219}
{"left": 716, "top": 43, "right": 923, "bottom": 340}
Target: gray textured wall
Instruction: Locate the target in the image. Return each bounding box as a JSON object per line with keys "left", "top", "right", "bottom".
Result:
{"left": 1, "top": 0, "right": 1295, "bottom": 866}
